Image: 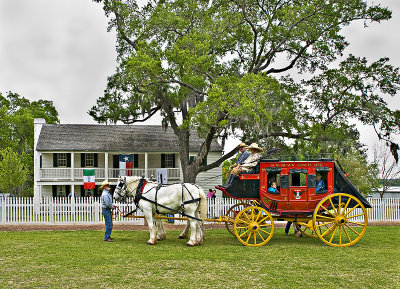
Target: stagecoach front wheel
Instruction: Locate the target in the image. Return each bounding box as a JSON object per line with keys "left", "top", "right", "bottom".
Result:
{"left": 225, "top": 202, "right": 250, "bottom": 236}
{"left": 234, "top": 206, "right": 274, "bottom": 247}
{"left": 313, "top": 193, "right": 368, "bottom": 247}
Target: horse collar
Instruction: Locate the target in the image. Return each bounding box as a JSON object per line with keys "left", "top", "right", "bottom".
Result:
{"left": 134, "top": 177, "right": 148, "bottom": 205}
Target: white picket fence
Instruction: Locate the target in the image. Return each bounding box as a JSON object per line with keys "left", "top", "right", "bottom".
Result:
{"left": 0, "top": 197, "right": 399, "bottom": 225}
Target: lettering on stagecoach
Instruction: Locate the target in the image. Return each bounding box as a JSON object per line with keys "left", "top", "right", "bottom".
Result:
{"left": 268, "top": 163, "right": 324, "bottom": 167}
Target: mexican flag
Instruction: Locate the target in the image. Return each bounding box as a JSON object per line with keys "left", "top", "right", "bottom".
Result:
{"left": 83, "top": 169, "right": 95, "bottom": 189}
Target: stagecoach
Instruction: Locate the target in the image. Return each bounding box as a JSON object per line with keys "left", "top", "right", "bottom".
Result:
{"left": 215, "top": 156, "right": 371, "bottom": 247}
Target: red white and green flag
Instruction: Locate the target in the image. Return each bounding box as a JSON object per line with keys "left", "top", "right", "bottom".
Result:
{"left": 83, "top": 169, "right": 95, "bottom": 189}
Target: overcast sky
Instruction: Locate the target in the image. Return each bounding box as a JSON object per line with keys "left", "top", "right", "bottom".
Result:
{"left": 0, "top": 0, "right": 399, "bottom": 155}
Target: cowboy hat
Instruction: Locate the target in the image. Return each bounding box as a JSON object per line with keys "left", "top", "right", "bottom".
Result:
{"left": 237, "top": 142, "right": 248, "bottom": 148}
{"left": 246, "top": 143, "right": 264, "bottom": 152}
{"left": 100, "top": 180, "right": 111, "bottom": 189}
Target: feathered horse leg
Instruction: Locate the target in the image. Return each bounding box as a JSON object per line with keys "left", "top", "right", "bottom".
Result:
{"left": 156, "top": 218, "right": 166, "bottom": 240}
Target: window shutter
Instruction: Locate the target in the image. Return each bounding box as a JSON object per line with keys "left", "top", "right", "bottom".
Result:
{"left": 161, "top": 154, "right": 165, "bottom": 168}
{"left": 67, "top": 153, "right": 71, "bottom": 168}
{"left": 172, "top": 153, "right": 176, "bottom": 168}
{"left": 66, "top": 185, "right": 70, "bottom": 194}
{"left": 52, "top": 185, "right": 57, "bottom": 197}
{"left": 81, "top": 153, "right": 85, "bottom": 167}
{"left": 94, "top": 153, "right": 98, "bottom": 167}
{"left": 134, "top": 154, "right": 138, "bottom": 168}
{"left": 53, "top": 153, "right": 58, "bottom": 167}
{"left": 189, "top": 156, "right": 195, "bottom": 165}
{"left": 281, "top": 175, "right": 289, "bottom": 189}
{"left": 40, "top": 155, "right": 42, "bottom": 168}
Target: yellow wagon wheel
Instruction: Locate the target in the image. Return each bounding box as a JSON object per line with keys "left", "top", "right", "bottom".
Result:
{"left": 225, "top": 202, "right": 250, "bottom": 236}
{"left": 313, "top": 193, "right": 368, "bottom": 247}
{"left": 234, "top": 206, "right": 274, "bottom": 247}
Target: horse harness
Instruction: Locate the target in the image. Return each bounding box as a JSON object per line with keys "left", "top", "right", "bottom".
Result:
{"left": 122, "top": 177, "right": 203, "bottom": 222}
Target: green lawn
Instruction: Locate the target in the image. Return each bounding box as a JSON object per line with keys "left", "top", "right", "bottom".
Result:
{"left": 0, "top": 226, "right": 399, "bottom": 288}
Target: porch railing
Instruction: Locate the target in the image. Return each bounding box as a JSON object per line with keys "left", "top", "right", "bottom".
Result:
{"left": 40, "top": 168, "right": 181, "bottom": 180}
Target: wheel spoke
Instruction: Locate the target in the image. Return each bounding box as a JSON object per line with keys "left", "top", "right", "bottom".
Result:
{"left": 259, "top": 228, "right": 271, "bottom": 235}
{"left": 329, "top": 226, "right": 338, "bottom": 243}
{"left": 239, "top": 229, "right": 250, "bottom": 238}
{"left": 255, "top": 210, "right": 262, "bottom": 222}
{"left": 343, "top": 197, "right": 351, "bottom": 212}
{"left": 259, "top": 215, "right": 271, "bottom": 223}
{"left": 339, "top": 226, "right": 342, "bottom": 246}
{"left": 344, "top": 203, "right": 360, "bottom": 217}
{"left": 317, "top": 220, "right": 335, "bottom": 227}
{"left": 338, "top": 195, "right": 342, "bottom": 215}
{"left": 342, "top": 226, "right": 352, "bottom": 243}
{"left": 321, "top": 224, "right": 337, "bottom": 238}
{"left": 257, "top": 231, "right": 266, "bottom": 242}
{"left": 329, "top": 198, "right": 338, "bottom": 215}
{"left": 316, "top": 214, "right": 336, "bottom": 221}
{"left": 245, "top": 231, "right": 252, "bottom": 244}
{"left": 259, "top": 223, "right": 272, "bottom": 227}
{"left": 347, "top": 213, "right": 365, "bottom": 219}
{"left": 344, "top": 224, "right": 361, "bottom": 236}
{"left": 320, "top": 205, "right": 335, "bottom": 216}
{"left": 347, "top": 220, "right": 366, "bottom": 227}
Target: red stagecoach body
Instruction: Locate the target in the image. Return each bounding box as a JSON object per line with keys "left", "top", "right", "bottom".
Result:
{"left": 216, "top": 159, "right": 371, "bottom": 217}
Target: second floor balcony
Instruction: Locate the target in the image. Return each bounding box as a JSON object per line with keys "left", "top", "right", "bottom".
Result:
{"left": 39, "top": 168, "right": 181, "bottom": 181}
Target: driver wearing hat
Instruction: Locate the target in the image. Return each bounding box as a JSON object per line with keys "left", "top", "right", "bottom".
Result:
{"left": 225, "top": 143, "right": 264, "bottom": 186}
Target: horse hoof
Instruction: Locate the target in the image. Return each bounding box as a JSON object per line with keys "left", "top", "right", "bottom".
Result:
{"left": 178, "top": 236, "right": 186, "bottom": 239}
{"left": 186, "top": 243, "right": 194, "bottom": 247}
{"left": 147, "top": 242, "right": 155, "bottom": 245}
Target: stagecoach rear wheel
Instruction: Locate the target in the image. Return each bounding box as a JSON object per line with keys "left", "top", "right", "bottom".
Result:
{"left": 225, "top": 202, "right": 250, "bottom": 236}
{"left": 313, "top": 193, "right": 368, "bottom": 247}
{"left": 234, "top": 206, "right": 274, "bottom": 247}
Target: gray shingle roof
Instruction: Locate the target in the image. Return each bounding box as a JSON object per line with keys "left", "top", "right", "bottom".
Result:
{"left": 36, "top": 124, "right": 222, "bottom": 152}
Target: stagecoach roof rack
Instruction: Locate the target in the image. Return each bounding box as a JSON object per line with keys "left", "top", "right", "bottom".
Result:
{"left": 260, "top": 153, "right": 335, "bottom": 162}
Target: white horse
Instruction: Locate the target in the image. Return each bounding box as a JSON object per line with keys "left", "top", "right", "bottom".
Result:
{"left": 114, "top": 176, "right": 207, "bottom": 246}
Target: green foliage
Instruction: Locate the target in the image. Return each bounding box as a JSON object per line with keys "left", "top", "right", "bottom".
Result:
{"left": 1, "top": 227, "right": 399, "bottom": 288}
{"left": 0, "top": 148, "right": 28, "bottom": 195}
{"left": 0, "top": 91, "right": 59, "bottom": 196}
{"left": 90, "top": 0, "right": 399, "bottom": 181}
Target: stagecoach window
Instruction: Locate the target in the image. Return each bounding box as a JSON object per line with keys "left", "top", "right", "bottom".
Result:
{"left": 290, "top": 170, "right": 307, "bottom": 187}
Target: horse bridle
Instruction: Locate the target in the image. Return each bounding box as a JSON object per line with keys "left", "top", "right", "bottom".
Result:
{"left": 115, "top": 177, "right": 128, "bottom": 202}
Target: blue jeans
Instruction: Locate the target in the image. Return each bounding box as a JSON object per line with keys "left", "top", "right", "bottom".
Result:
{"left": 102, "top": 208, "right": 113, "bottom": 240}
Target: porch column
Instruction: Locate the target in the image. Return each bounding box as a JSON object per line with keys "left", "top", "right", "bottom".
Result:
{"left": 104, "top": 152, "right": 109, "bottom": 181}
{"left": 145, "top": 153, "right": 148, "bottom": 178}
{"left": 71, "top": 152, "right": 75, "bottom": 181}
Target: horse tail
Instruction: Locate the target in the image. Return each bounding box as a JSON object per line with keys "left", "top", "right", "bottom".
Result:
{"left": 198, "top": 187, "right": 208, "bottom": 220}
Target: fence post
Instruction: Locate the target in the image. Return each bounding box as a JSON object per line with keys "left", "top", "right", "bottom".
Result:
{"left": 94, "top": 199, "right": 100, "bottom": 223}
{"left": 1, "top": 197, "right": 5, "bottom": 224}
{"left": 50, "top": 198, "right": 54, "bottom": 224}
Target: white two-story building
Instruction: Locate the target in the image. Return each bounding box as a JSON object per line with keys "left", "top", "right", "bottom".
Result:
{"left": 33, "top": 119, "right": 223, "bottom": 199}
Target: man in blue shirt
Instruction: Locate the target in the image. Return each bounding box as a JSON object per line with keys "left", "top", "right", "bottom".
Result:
{"left": 101, "top": 180, "right": 114, "bottom": 242}
{"left": 225, "top": 143, "right": 251, "bottom": 186}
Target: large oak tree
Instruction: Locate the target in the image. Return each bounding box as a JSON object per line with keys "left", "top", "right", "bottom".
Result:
{"left": 90, "top": 0, "right": 400, "bottom": 183}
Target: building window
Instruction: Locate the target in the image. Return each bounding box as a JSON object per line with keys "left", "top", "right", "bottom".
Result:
{"left": 165, "top": 154, "right": 174, "bottom": 168}
{"left": 85, "top": 153, "right": 94, "bottom": 167}
{"left": 58, "top": 185, "right": 66, "bottom": 197}
{"left": 58, "top": 153, "right": 67, "bottom": 167}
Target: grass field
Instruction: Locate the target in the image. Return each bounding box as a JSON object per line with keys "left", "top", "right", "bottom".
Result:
{"left": 0, "top": 226, "right": 399, "bottom": 289}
